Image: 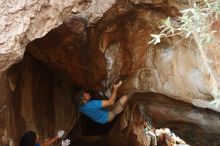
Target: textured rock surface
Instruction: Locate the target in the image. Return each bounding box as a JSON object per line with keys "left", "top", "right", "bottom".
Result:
{"left": 2, "top": 0, "right": 220, "bottom": 145}
{"left": 0, "top": 0, "right": 72, "bottom": 71}
{"left": 27, "top": 16, "right": 110, "bottom": 91}
{"left": 0, "top": 0, "right": 117, "bottom": 72}
{"left": 110, "top": 92, "right": 220, "bottom": 146}
{"left": 27, "top": 1, "right": 211, "bottom": 102}
{"left": 0, "top": 0, "right": 118, "bottom": 144}
{"left": 0, "top": 54, "right": 78, "bottom": 145}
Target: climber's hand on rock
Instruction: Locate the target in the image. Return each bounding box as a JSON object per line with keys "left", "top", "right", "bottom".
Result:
{"left": 113, "top": 81, "right": 122, "bottom": 89}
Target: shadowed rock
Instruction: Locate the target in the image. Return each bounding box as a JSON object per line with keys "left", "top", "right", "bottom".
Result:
{"left": 110, "top": 92, "right": 220, "bottom": 146}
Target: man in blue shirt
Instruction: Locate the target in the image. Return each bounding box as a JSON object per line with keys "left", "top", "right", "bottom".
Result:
{"left": 79, "top": 81, "right": 128, "bottom": 124}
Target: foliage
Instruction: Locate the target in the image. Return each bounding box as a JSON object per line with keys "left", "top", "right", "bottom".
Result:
{"left": 149, "top": 0, "right": 220, "bottom": 46}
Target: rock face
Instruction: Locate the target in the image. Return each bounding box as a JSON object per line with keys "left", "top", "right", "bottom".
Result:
{"left": 0, "top": 0, "right": 117, "bottom": 72}
{"left": 27, "top": 1, "right": 211, "bottom": 102}
{"left": 0, "top": 0, "right": 73, "bottom": 71}
{"left": 110, "top": 92, "right": 220, "bottom": 146}
{"left": 0, "top": 0, "right": 118, "bottom": 145}
{"left": 1, "top": 55, "right": 78, "bottom": 145}
{"left": 1, "top": 0, "right": 220, "bottom": 145}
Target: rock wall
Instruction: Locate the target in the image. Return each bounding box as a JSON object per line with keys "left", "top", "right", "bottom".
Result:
{"left": 0, "top": 0, "right": 119, "bottom": 144}
{"left": 27, "top": 1, "right": 210, "bottom": 102}
{"left": 110, "top": 92, "right": 220, "bottom": 146}
{"left": 90, "top": 3, "right": 210, "bottom": 103}
{"left": 0, "top": 0, "right": 117, "bottom": 72}
{"left": 1, "top": 54, "right": 78, "bottom": 145}
{"left": 1, "top": 0, "right": 220, "bottom": 145}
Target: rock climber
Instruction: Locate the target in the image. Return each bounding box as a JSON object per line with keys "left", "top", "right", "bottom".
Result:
{"left": 19, "top": 130, "right": 70, "bottom": 146}
{"left": 79, "top": 81, "right": 128, "bottom": 124}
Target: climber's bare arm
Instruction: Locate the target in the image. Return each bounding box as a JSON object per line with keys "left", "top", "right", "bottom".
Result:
{"left": 102, "top": 81, "right": 122, "bottom": 107}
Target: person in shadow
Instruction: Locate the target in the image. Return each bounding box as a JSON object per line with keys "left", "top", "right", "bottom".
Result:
{"left": 19, "top": 130, "right": 70, "bottom": 146}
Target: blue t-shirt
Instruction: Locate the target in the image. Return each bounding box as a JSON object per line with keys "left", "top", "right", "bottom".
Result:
{"left": 35, "top": 144, "right": 40, "bottom": 146}
{"left": 79, "top": 100, "right": 108, "bottom": 124}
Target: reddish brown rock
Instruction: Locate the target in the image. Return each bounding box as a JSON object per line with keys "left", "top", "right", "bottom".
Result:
{"left": 2, "top": 0, "right": 220, "bottom": 145}
{"left": 0, "top": 0, "right": 121, "bottom": 144}
{"left": 109, "top": 92, "right": 220, "bottom": 146}
{"left": 0, "top": 55, "right": 78, "bottom": 145}
{"left": 26, "top": 2, "right": 209, "bottom": 103}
